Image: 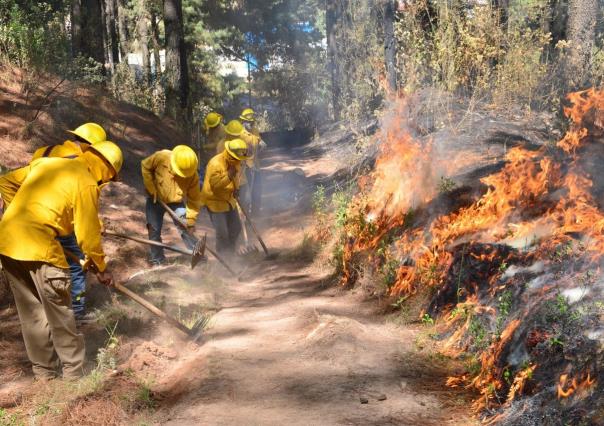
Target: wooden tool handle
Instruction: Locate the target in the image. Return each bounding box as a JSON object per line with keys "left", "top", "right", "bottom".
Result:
{"left": 114, "top": 283, "right": 193, "bottom": 336}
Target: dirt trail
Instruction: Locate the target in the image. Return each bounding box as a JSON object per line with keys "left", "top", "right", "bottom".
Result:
{"left": 150, "top": 146, "right": 475, "bottom": 426}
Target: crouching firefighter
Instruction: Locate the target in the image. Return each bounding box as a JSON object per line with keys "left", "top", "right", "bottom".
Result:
{"left": 0, "top": 141, "right": 122, "bottom": 380}
{"left": 27, "top": 122, "right": 109, "bottom": 321}
{"left": 201, "top": 139, "right": 249, "bottom": 256}
{"left": 141, "top": 145, "right": 203, "bottom": 266}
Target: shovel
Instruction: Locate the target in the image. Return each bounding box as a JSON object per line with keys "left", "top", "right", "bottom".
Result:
{"left": 104, "top": 231, "right": 207, "bottom": 269}
{"left": 64, "top": 250, "right": 207, "bottom": 342}
{"left": 159, "top": 201, "right": 238, "bottom": 277}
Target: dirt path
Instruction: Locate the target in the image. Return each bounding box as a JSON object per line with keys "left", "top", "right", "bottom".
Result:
{"left": 149, "top": 146, "right": 475, "bottom": 426}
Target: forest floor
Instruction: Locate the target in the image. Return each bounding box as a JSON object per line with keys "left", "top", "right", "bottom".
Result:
{"left": 0, "top": 142, "right": 476, "bottom": 425}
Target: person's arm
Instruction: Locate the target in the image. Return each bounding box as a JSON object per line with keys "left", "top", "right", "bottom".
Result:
{"left": 0, "top": 165, "right": 32, "bottom": 208}
{"left": 185, "top": 174, "right": 203, "bottom": 226}
{"left": 141, "top": 154, "right": 158, "bottom": 198}
{"left": 73, "top": 185, "right": 107, "bottom": 272}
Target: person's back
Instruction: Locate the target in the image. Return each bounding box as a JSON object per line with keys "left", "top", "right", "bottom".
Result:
{"left": 0, "top": 157, "right": 103, "bottom": 269}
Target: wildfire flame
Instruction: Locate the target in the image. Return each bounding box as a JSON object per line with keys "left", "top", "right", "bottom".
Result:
{"left": 557, "top": 371, "right": 596, "bottom": 399}
{"left": 338, "top": 87, "right": 604, "bottom": 412}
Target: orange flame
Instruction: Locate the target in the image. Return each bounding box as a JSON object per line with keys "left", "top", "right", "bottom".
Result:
{"left": 557, "top": 371, "right": 596, "bottom": 399}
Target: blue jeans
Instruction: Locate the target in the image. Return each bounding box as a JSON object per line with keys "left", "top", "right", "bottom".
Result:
{"left": 57, "top": 234, "right": 86, "bottom": 316}
{"left": 145, "top": 197, "right": 197, "bottom": 264}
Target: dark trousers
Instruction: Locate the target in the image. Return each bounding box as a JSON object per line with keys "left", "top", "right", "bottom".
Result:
{"left": 57, "top": 234, "right": 86, "bottom": 316}
{"left": 145, "top": 197, "right": 197, "bottom": 264}
{"left": 208, "top": 208, "right": 242, "bottom": 255}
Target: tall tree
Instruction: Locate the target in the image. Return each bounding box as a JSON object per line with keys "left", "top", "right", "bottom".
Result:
{"left": 383, "top": 0, "right": 397, "bottom": 93}
{"left": 565, "top": 0, "right": 598, "bottom": 88}
{"left": 81, "top": 0, "right": 105, "bottom": 65}
{"left": 164, "top": 0, "right": 189, "bottom": 115}
{"left": 116, "top": 0, "right": 129, "bottom": 62}
{"left": 71, "top": 0, "right": 83, "bottom": 56}
{"left": 150, "top": 11, "right": 162, "bottom": 78}
{"left": 104, "top": 0, "right": 119, "bottom": 73}
{"left": 326, "top": 0, "right": 342, "bottom": 120}
{"left": 138, "top": 1, "right": 151, "bottom": 83}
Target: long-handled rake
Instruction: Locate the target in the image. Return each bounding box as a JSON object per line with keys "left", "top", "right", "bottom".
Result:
{"left": 64, "top": 250, "right": 208, "bottom": 342}
{"left": 235, "top": 198, "right": 276, "bottom": 259}
{"left": 236, "top": 202, "right": 258, "bottom": 256}
{"left": 159, "top": 201, "right": 238, "bottom": 277}
{"left": 104, "top": 231, "right": 207, "bottom": 269}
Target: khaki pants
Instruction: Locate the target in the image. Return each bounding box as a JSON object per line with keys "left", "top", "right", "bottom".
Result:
{"left": 0, "top": 255, "right": 85, "bottom": 379}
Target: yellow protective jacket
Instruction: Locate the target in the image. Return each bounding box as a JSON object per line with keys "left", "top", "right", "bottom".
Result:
{"left": 141, "top": 150, "right": 203, "bottom": 225}
{"left": 204, "top": 124, "right": 226, "bottom": 155}
{"left": 201, "top": 151, "right": 241, "bottom": 213}
{"left": 31, "top": 140, "right": 84, "bottom": 161}
{"left": 0, "top": 157, "right": 107, "bottom": 271}
{"left": 0, "top": 166, "right": 30, "bottom": 207}
{"left": 241, "top": 127, "right": 262, "bottom": 169}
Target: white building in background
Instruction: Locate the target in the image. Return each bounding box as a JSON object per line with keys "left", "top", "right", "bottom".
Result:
{"left": 125, "top": 49, "right": 248, "bottom": 80}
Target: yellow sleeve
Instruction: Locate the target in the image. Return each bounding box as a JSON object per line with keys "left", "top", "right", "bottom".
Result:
{"left": 0, "top": 165, "right": 32, "bottom": 207}
{"left": 209, "top": 163, "right": 235, "bottom": 194}
{"left": 74, "top": 185, "right": 107, "bottom": 272}
{"left": 141, "top": 154, "right": 158, "bottom": 196}
{"left": 185, "top": 174, "right": 203, "bottom": 225}
{"left": 31, "top": 146, "right": 49, "bottom": 161}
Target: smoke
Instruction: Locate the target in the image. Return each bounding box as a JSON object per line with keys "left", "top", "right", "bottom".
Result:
{"left": 366, "top": 97, "right": 445, "bottom": 220}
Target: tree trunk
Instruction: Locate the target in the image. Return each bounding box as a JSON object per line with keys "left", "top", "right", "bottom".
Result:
{"left": 100, "top": 0, "right": 110, "bottom": 71}
{"left": 102, "top": 0, "right": 119, "bottom": 74}
{"left": 71, "top": 0, "right": 83, "bottom": 57}
{"left": 164, "top": 0, "right": 189, "bottom": 116}
{"left": 138, "top": 2, "right": 151, "bottom": 84}
{"left": 81, "top": 0, "right": 105, "bottom": 65}
{"left": 565, "top": 0, "right": 598, "bottom": 88}
{"left": 326, "top": 0, "right": 341, "bottom": 121}
{"left": 151, "top": 11, "right": 162, "bottom": 79}
{"left": 383, "top": 0, "right": 397, "bottom": 93}
{"left": 116, "top": 0, "right": 129, "bottom": 63}
{"left": 493, "top": 0, "right": 510, "bottom": 26}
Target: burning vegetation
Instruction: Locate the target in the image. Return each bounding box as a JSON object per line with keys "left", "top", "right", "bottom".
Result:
{"left": 331, "top": 89, "right": 604, "bottom": 424}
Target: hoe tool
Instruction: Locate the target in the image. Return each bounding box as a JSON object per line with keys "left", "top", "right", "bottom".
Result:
{"left": 235, "top": 198, "right": 272, "bottom": 258}
{"left": 159, "top": 200, "right": 238, "bottom": 277}
{"left": 236, "top": 202, "right": 258, "bottom": 255}
{"left": 64, "top": 250, "right": 208, "bottom": 342}
{"left": 104, "top": 231, "right": 207, "bottom": 269}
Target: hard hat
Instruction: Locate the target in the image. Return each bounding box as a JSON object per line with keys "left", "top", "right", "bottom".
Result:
{"left": 239, "top": 108, "right": 255, "bottom": 122}
{"left": 67, "top": 122, "right": 107, "bottom": 145}
{"left": 225, "top": 139, "right": 249, "bottom": 161}
{"left": 225, "top": 120, "right": 244, "bottom": 136}
{"left": 88, "top": 141, "right": 123, "bottom": 175}
{"left": 204, "top": 112, "right": 222, "bottom": 129}
{"left": 171, "top": 145, "right": 198, "bottom": 178}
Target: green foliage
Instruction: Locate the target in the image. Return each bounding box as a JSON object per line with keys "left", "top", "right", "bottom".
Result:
{"left": 421, "top": 313, "right": 434, "bottom": 325}
{"left": 469, "top": 315, "right": 489, "bottom": 350}
{"left": 495, "top": 290, "right": 513, "bottom": 336}
{"left": 332, "top": 188, "right": 352, "bottom": 229}
{"left": 0, "top": 408, "right": 21, "bottom": 426}
{"left": 437, "top": 176, "right": 457, "bottom": 193}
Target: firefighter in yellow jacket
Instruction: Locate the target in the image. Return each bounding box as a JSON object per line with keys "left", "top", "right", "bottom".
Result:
{"left": 200, "top": 112, "right": 225, "bottom": 180}
{"left": 141, "top": 145, "right": 203, "bottom": 265}
{"left": 23, "top": 122, "right": 108, "bottom": 320}
{"left": 239, "top": 108, "right": 266, "bottom": 216}
{"left": 0, "top": 141, "right": 122, "bottom": 379}
{"left": 31, "top": 122, "right": 107, "bottom": 161}
{"left": 201, "top": 139, "right": 248, "bottom": 255}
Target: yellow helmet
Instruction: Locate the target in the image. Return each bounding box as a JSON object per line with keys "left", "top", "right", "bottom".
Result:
{"left": 171, "top": 145, "right": 198, "bottom": 178}
{"left": 225, "top": 120, "right": 244, "bottom": 136}
{"left": 67, "top": 122, "right": 107, "bottom": 145}
{"left": 239, "top": 108, "right": 255, "bottom": 122}
{"left": 204, "top": 112, "right": 223, "bottom": 129}
{"left": 88, "top": 141, "right": 123, "bottom": 175}
{"left": 225, "top": 139, "right": 249, "bottom": 161}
